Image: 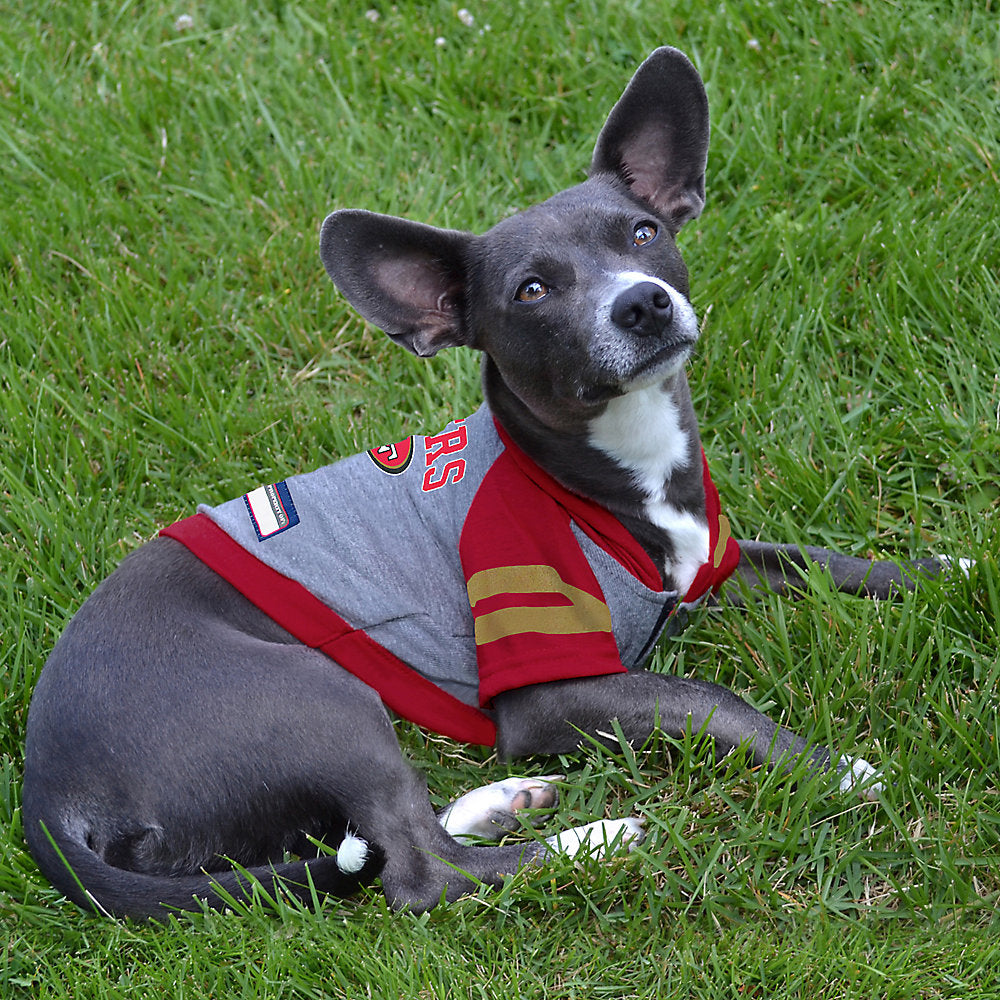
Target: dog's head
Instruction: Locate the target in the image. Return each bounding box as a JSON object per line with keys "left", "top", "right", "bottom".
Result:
{"left": 320, "top": 47, "right": 709, "bottom": 432}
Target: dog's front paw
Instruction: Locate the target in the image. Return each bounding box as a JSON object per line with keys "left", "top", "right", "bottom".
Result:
{"left": 837, "top": 755, "right": 884, "bottom": 802}
{"left": 936, "top": 555, "right": 974, "bottom": 578}
{"left": 546, "top": 817, "right": 646, "bottom": 859}
{"left": 438, "top": 775, "right": 563, "bottom": 841}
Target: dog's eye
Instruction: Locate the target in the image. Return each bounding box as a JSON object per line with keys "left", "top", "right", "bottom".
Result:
{"left": 516, "top": 279, "right": 549, "bottom": 302}
{"left": 633, "top": 223, "right": 658, "bottom": 246}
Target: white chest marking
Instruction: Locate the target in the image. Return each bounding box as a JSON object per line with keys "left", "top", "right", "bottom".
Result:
{"left": 588, "top": 386, "right": 709, "bottom": 593}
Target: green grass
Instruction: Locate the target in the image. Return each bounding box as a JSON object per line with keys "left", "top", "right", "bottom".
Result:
{"left": 2, "top": 0, "right": 999, "bottom": 995}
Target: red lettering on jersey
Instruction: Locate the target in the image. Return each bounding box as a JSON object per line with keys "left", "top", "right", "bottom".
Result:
{"left": 424, "top": 422, "right": 468, "bottom": 463}
{"left": 421, "top": 420, "right": 468, "bottom": 492}
{"left": 422, "top": 459, "right": 467, "bottom": 491}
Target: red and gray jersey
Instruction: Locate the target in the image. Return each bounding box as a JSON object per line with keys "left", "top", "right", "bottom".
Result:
{"left": 161, "top": 405, "right": 739, "bottom": 746}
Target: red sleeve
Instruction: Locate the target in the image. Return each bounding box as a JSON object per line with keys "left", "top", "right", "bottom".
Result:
{"left": 459, "top": 451, "right": 628, "bottom": 706}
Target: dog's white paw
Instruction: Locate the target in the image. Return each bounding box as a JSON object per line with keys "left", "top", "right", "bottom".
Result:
{"left": 546, "top": 817, "right": 646, "bottom": 859}
{"left": 938, "top": 555, "right": 974, "bottom": 577}
{"left": 335, "top": 832, "right": 370, "bottom": 874}
{"left": 837, "top": 755, "right": 884, "bottom": 802}
{"left": 438, "top": 775, "right": 562, "bottom": 841}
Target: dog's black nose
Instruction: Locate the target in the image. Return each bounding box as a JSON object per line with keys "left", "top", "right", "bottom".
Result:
{"left": 610, "top": 282, "right": 673, "bottom": 336}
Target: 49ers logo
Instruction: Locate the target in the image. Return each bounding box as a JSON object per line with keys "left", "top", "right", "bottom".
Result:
{"left": 368, "top": 437, "right": 414, "bottom": 474}
{"left": 368, "top": 420, "right": 469, "bottom": 492}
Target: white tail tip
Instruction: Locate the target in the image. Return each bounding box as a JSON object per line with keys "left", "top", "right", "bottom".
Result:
{"left": 335, "top": 833, "right": 369, "bottom": 874}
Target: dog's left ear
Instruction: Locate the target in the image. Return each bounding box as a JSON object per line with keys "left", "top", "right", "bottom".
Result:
{"left": 320, "top": 210, "right": 472, "bottom": 357}
{"left": 590, "top": 47, "right": 710, "bottom": 231}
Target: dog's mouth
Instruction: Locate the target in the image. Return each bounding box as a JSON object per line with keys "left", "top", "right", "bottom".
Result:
{"left": 629, "top": 337, "right": 695, "bottom": 380}
{"left": 579, "top": 337, "right": 694, "bottom": 404}
{"left": 578, "top": 382, "right": 622, "bottom": 405}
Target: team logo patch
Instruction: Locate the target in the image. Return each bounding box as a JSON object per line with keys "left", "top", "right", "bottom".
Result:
{"left": 244, "top": 481, "right": 299, "bottom": 541}
{"left": 368, "top": 437, "right": 414, "bottom": 475}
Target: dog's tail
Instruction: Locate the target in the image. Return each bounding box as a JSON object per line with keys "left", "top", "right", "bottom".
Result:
{"left": 24, "top": 811, "right": 384, "bottom": 920}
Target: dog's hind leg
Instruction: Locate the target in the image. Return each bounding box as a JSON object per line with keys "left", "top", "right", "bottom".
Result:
{"left": 353, "top": 764, "right": 645, "bottom": 909}
{"left": 208, "top": 668, "right": 560, "bottom": 912}
{"left": 355, "top": 761, "right": 553, "bottom": 911}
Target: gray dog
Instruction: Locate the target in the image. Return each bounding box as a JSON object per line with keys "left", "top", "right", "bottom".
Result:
{"left": 24, "top": 47, "right": 945, "bottom": 920}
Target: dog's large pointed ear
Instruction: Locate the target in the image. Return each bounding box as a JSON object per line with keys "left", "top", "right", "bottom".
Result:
{"left": 320, "top": 210, "right": 472, "bottom": 357}
{"left": 590, "top": 47, "right": 710, "bottom": 231}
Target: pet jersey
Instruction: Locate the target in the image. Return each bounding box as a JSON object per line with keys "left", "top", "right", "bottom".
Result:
{"left": 161, "top": 404, "right": 740, "bottom": 746}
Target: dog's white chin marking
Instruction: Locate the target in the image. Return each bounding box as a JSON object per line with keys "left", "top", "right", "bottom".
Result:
{"left": 588, "top": 383, "right": 709, "bottom": 592}
{"left": 335, "top": 832, "right": 370, "bottom": 874}
{"left": 837, "top": 755, "right": 884, "bottom": 802}
{"left": 547, "top": 817, "right": 646, "bottom": 858}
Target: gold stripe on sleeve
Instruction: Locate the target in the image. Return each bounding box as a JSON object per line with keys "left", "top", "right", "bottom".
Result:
{"left": 467, "top": 564, "right": 613, "bottom": 645}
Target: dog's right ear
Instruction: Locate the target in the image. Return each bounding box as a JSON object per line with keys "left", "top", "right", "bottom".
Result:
{"left": 320, "top": 210, "right": 471, "bottom": 357}
{"left": 590, "top": 47, "right": 710, "bottom": 231}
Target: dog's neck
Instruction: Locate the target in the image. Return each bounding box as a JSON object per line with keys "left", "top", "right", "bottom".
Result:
{"left": 483, "top": 359, "right": 710, "bottom": 591}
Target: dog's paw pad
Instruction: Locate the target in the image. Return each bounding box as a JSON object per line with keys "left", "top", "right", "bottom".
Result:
{"left": 546, "top": 817, "right": 646, "bottom": 859}
{"left": 439, "top": 775, "right": 563, "bottom": 840}
{"left": 335, "top": 833, "right": 370, "bottom": 874}
{"left": 837, "top": 755, "right": 884, "bottom": 801}
{"left": 500, "top": 774, "right": 562, "bottom": 814}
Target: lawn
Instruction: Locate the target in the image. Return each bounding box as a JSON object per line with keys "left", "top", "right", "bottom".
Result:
{"left": 2, "top": 0, "right": 999, "bottom": 996}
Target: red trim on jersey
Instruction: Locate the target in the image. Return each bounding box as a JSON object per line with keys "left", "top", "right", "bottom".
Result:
{"left": 494, "top": 421, "right": 740, "bottom": 605}
{"left": 160, "top": 514, "right": 498, "bottom": 747}
{"left": 681, "top": 450, "right": 742, "bottom": 603}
